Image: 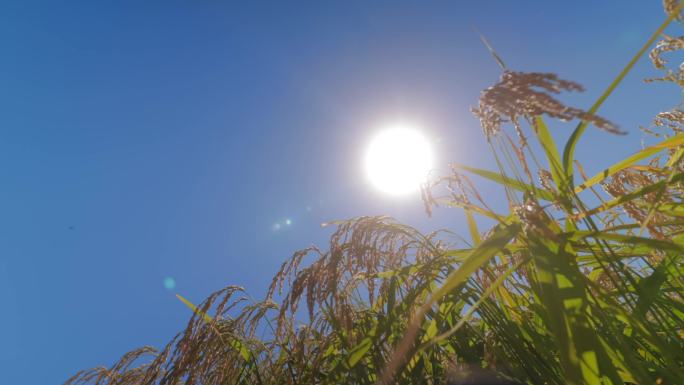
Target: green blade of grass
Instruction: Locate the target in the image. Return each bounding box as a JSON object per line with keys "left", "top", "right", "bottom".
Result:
{"left": 456, "top": 164, "right": 555, "bottom": 202}
{"left": 422, "top": 256, "right": 528, "bottom": 348}
{"left": 575, "top": 132, "right": 684, "bottom": 193}
{"left": 176, "top": 293, "right": 214, "bottom": 323}
{"left": 569, "top": 231, "right": 684, "bottom": 254}
{"left": 380, "top": 223, "right": 521, "bottom": 385}
{"left": 572, "top": 171, "right": 684, "bottom": 219}
{"left": 428, "top": 223, "right": 521, "bottom": 305}
{"left": 562, "top": 1, "right": 684, "bottom": 186}
{"left": 534, "top": 116, "right": 564, "bottom": 189}
{"left": 176, "top": 294, "right": 252, "bottom": 362}
{"left": 465, "top": 209, "right": 482, "bottom": 246}
{"left": 529, "top": 239, "right": 623, "bottom": 385}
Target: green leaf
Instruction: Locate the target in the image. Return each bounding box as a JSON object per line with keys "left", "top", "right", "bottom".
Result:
{"left": 423, "top": 256, "right": 528, "bottom": 348}
{"left": 456, "top": 164, "right": 555, "bottom": 202}
{"left": 562, "top": 4, "right": 684, "bottom": 187}
{"left": 436, "top": 197, "right": 506, "bottom": 221}
{"left": 575, "top": 132, "right": 684, "bottom": 193}
{"left": 533, "top": 116, "right": 564, "bottom": 189}
{"left": 422, "top": 318, "right": 438, "bottom": 342}
{"left": 428, "top": 223, "right": 520, "bottom": 306}
{"left": 573, "top": 171, "right": 684, "bottom": 219}
{"left": 635, "top": 260, "right": 669, "bottom": 318}
{"left": 347, "top": 337, "right": 373, "bottom": 368}
{"left": 570, "top": 231, "right": 684, "bottom": 254}
{"left": 529, "top": 240, "right": 623, "bottom": 385}
{"left": 465, "top": 209, "right": 482, "bottom": 246}
{"left": 176, "top": 293, "right": 214, "bottom": 323}
{"left": 176, "top": 294, "right": 251, "bottom": 361}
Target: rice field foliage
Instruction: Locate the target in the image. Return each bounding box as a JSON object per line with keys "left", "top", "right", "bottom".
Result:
{"left": 67, "top": 3, "right": 684, "bottom": 385}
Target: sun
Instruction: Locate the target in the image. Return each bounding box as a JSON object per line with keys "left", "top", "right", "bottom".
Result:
{"left": 364, "top": 124, "right": 434, "bottom": 196}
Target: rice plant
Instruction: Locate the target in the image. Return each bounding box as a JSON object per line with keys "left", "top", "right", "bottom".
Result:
{"left": 66, "top": 2, "right": 684, "bottom": 385}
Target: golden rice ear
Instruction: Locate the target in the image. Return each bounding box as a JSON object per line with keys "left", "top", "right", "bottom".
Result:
{"left": 649, "top": 34, "right": 684, "bottom": 69}
{"left": 63, "top": 346, "right": 158, "bottom": 385}
{"left": 474, "top": 71, "right": 623, "bottom": 136}
{"left": 654, "top": 109, "right": 684, "bottom": 131}
{"left": 646, "top": 35, "right": 684, "bottom": 85}
{"left": 664, "top": 0, "right": 684, "bottom": 21}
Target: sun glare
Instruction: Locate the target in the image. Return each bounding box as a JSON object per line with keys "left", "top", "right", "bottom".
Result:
{"left": 364, "top": 125, "right": 434, "bottom": 196}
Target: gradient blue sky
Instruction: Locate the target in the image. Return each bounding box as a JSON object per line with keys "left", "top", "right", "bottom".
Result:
{"left": 1, "top": 1, "right": 681, "bottom": 383}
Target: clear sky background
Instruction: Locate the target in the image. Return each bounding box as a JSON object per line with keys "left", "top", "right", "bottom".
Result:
{"left": 1, "top": 1, "right": 681, "bottom": 383}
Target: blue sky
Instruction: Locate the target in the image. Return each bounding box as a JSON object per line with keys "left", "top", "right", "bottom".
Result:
{"left": 0, "top": 1, "right": 680, "bottom": 383}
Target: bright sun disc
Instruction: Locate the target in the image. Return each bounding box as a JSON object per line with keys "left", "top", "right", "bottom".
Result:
{"left": 364, "top": 125, "right": 434, "bottom": 196}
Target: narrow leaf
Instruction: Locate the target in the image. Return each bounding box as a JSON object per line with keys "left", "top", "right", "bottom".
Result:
{"left": 575, "top": 132, "right": 684, "bottom": 193}
{"left": 562, "top": 3, "right": 684, "bottom": 186}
